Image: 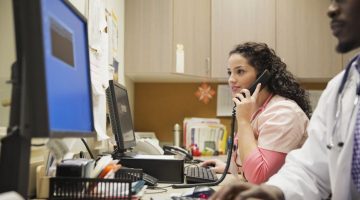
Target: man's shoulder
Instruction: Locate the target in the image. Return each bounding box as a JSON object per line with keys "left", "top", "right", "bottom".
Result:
{"left": 327, "top": 70, "right": 345, "bottom": 87}
{"left": 321, "top": 70, "right": 346, "bottom": 95}
{"left": 311, "top": 70, "right": 345, "bottom": 112}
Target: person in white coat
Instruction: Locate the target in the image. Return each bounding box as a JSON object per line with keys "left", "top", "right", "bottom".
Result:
{"left": 209, "top": 0, "right": 360, "bottom": 199}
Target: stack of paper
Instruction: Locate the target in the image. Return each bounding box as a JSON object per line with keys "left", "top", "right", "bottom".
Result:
{"left": 183, "top": 118, "right": 227, "bottom": 154}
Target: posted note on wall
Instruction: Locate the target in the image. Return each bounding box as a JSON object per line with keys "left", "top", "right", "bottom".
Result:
{"left": 216, "top": 85, "right": 233, "bottom": 117}
{"left": 88, "top": 0, "right": 110, "bottom": 141}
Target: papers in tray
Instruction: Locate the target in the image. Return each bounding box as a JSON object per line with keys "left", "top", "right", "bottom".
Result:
{"left": 183, "top": 118, "right": 227, "bottom": 154}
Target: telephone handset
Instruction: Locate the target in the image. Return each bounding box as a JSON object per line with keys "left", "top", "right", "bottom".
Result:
{"left": 234, "top": 69, "right": 272, "bottom": 112}
{"left": 247, "top": 69, "right": 272, "bottom": 95}
{"left": 163, "top": 145, "right": 193, "bottom": 161}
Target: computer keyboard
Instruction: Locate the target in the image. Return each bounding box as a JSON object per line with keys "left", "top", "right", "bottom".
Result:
{"left": 185, "top": 166, "right": 218, "bottom": 183}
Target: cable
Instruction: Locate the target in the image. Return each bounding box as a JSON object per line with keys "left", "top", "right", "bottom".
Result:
{"left": 150, "top": 185, "right": 173, "bottom": 189}
{"left": 31, "top": 143, "right": 45, "bottom": 147}
{"left": 171, "top": 105, "right": 236, "bottom": 188}
{"left": 31, "top": 138, "right": 48, "bottom": 146}
{"left": 144, "top": 187, "right": 168, "bottom": 194}
{"left": 81, "top": 138, "right": 95, "bottom": 159}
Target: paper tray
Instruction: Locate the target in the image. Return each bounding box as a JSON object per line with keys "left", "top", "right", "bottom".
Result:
{"left": 49, "top": 168, "right": 143, "bottom": 200}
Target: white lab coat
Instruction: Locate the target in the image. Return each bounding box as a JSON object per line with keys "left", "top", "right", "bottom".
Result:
{"left": 267, "top": 60, "right": 360, "bottom": 200}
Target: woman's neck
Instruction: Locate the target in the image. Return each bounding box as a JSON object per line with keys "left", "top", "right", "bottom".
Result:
{"left": 256, "top": 88, "right": 272, "bottom": 108}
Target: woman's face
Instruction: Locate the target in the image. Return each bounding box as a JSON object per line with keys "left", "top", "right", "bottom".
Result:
{"left": 227, "top": 53, "right": 258, "bottom": 97}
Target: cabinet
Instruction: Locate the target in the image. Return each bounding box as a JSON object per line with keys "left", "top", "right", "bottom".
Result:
{"left": 124, "top": 0, "right": 210, "bottom": 81}
{"left": 276, "top": 0, "right": 342, "bottom": 80}
{"left": 211, "top": 0, "right": 276, "bottom": 79}
{"left": 212, "top": 0, "right": 343, "bottom": 80}
{"left": 126, "top": 0, "right": 346, "bottom": 82}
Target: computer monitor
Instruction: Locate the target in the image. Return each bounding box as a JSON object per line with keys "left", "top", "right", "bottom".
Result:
{"left": 106, "top": 80, "right": 136, "bottom": 156}
{"left": 21, "top": 0, "right": 95, "bottom": 137}
{"left": 0, "top": 0, "right": 95, "bottom": 197}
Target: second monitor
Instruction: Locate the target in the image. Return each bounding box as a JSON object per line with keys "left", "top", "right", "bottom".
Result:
{"left": 106, "top": 80, "right": 185, "bottom": 183}
{"left": 106, "top": 80, "right": 137, "bottom": 157}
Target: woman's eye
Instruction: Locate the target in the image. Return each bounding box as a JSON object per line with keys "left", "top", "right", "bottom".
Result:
{"left": 236, "top": 69, "right": 245, "bottom": 74}
{"left": 227, "top": 70, "right": 231, "bottom": 76}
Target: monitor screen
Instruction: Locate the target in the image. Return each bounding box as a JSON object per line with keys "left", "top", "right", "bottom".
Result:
{"left": 42, "top": 0, "right": 94, "bottom": 135}
{"left": 14, "top": 0, "right": 95, "bottom": 137}
{"left": 106, "top": 80, "right": 136, "bottom": 153}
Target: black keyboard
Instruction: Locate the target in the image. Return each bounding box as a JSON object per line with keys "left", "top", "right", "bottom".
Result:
{"left": 185, "top": 166, "right": 218, "bottom": 183}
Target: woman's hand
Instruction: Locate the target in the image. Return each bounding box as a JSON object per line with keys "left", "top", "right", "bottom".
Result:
{"left": 233, "top": 84, "right": 260, "bottom": 163}
{"left": 232, "top": 83, "right": 261, "bottom": 123}
{"left": 200, "top": 159, "right": 226, "bottom": 173}
{"left": 209, "top": 182, "right": 285, "bottom": 200}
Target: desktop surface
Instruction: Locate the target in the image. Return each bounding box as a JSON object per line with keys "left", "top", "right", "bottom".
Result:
{"left": 31, "top": 155, "right": 240, "bottom": 200}
{"left": 141, "top": 155, "right": 244, "bottom": 200}
{"left": 142, "top": 171, "right": 242, "bottom": 200}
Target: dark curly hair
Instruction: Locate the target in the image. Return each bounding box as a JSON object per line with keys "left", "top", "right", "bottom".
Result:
{"left": 229, "top": 42, "right": 312, "bottom": 118}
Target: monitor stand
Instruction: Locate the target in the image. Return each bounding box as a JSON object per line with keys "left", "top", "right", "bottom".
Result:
{"left": 0, "top": 130, "right": 31, "bottom": 197}
{"left": 0, "top": 62, "right": 31, "bottom": 198}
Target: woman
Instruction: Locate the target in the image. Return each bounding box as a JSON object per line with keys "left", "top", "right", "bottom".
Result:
{"left": 201, "top": 42, "right": 311, "bottom": 184}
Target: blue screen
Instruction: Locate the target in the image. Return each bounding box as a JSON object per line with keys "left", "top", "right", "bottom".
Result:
{"left": 41, "top": 0, "right": 93, "bottom": 134}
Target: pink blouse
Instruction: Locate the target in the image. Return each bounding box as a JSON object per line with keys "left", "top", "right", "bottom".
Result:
{"left": 234, "top": 95, "right": 309, "bottom": 184}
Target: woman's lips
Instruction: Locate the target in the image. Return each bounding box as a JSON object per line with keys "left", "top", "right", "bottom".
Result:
{"left": 231, "top": 86, "right": 241, "bottom": 93}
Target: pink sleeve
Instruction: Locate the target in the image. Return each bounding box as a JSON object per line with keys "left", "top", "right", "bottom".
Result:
{"left": 242, "top": 147, "right": 286, "bottom": 184}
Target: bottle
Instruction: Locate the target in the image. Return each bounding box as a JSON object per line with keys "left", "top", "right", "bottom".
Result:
{"left": 173, "top": 123, "right": 181, "bottom": 147}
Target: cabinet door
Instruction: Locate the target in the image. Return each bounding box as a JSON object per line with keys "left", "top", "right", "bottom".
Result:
{"left": 125, "top": 0, "right": 173, "bottom": 76}
{"left": 173, "top": 0, "right": 211, "bottom": 77}
{"left": 276, "top": 0, "right": 342, "bottom": 80}
{"left": 211, "top": 0, "right": 276, "bottom": 79}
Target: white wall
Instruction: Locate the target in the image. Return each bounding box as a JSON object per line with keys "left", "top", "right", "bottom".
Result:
{"left": 0, "top": 0, "right": 15, "bottom": 127}
{"left": 103, "top": 0, "right": 135, "bottom": 118}
{"left": 104, "top": 0, "right": 134, "bottom": 113}
{"left": 64, "top": 0, "right": 131, "bottom": 152}
{"left": 69, "top": 0, "right": 88, "bottom": 16}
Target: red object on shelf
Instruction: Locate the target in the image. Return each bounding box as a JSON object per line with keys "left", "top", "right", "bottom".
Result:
{"left": 191, "top": 144, "right": 201, "bottom": 157}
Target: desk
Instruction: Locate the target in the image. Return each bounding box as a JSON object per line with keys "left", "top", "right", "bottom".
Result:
{"left": 141, "top": 174, "right": 241, "bottom": 200}
{"left": 141, "top": 156, "right": 244, "bottom": 200}
{"left": 34, "top": 156, "right": 242, "bottom": 199}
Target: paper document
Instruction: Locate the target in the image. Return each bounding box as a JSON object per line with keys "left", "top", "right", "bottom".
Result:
{"left": 216, "top": 85, "right": 233, "bottom": 116}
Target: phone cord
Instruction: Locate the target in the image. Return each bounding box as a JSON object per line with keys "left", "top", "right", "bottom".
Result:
{"left": 172, "top": 105, "right": 236, "bottom": 188}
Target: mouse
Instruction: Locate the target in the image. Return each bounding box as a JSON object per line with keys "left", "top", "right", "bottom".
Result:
{"left": 183, "top": 186, "right": 215, "bottom": 199}
{"left": 205, "top": 163, "right": 216, "bottom": 168}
